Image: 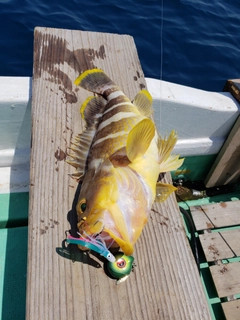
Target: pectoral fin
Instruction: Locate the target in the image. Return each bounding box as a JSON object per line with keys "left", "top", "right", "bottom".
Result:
{"left": 126, "top": 118, "right": 155, "bottom": 162}
{"left": 155, "top": 182, "right": 177, "bottom": 202}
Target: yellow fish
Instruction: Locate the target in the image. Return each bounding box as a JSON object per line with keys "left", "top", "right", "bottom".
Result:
{"left": 66, "top": 69, "right": 184, "bottom": 256}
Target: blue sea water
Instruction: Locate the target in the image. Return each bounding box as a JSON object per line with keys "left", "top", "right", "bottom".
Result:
{"left": 0, "top": 0, "right": 239, "bottom": 91}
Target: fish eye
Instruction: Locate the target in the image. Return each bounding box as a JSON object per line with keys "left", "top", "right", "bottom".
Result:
{"left": 116, "top": 258, "right": 126, "bottom": 268}
{"left": 77, "top": 198, "right": 87, "bottom": 214}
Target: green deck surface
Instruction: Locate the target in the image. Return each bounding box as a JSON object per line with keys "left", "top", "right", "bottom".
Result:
{"left": 0, "top": 226, "right": 28, "bottom": 320}
{"left": 0, "top": 193, "right": 28, "bottom": 228}
{"left": 0, "top": 192, "right": 28, "bottom": 320}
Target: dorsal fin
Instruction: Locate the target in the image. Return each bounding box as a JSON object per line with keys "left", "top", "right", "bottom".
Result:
{"left": 65, "top": 129, "right": 95, "bottom": 180}
{"left": 126, "top": 118, "right": 155, "bottom": 162}
{"left": 74, "top": 69, "right": 117, "bottom": 95}
{"left": 132, "top": 90, "right": 153, "bottom": 117}
{"left": 80, "top": 95, "right": 107, "bottom": 129}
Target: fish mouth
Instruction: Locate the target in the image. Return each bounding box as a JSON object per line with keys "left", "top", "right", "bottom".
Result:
{"left": 77, "top": 217, "right": 133, "bottom": 255}
{"left": 77, "top": 220, "right": 120, "bottom": 250}
{"left": 77, "top": 219, "right": 105, "bottom": 238}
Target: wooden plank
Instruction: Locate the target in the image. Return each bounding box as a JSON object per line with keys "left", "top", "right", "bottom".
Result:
{"left": 191, "top": 201, "right": 240, "bottom": 231}
{"left": 210, "top": 262, "right": 240, "bottom": 298}
{"left": 199, "top": 229, "right": 240, "bottom": 261}
{"left": 223, "top": 78, "right": 240, "bottom": 103}
{"left": 26, "top": 27, "right": 211, "bottom": 320}
{"left": 222, "top": 299, "right": 240, "bottom": 320}
{"left": 221, "top": 229, "right": 240, "bottom": 256}
{"left": 205, "top": 115, "right": 240, "bottom": 188}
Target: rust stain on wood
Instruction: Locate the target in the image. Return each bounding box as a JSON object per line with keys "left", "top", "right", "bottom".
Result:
{"left": 208, "top": 245, "right": 219, "bottom": 256}
{"left": 220, "top": 202, "right": 227, "bottom": 208}
{"left": 219, "top": 265, "right": 228, "bottom": 275}
{"left": 54, "top": 148, "right": 66, "bottom": 161}
{"left": 206, "top": 222, "right": 214, "bottom": 229}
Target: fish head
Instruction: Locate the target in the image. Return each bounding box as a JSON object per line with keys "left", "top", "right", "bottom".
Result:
{"left": 76, "top": 161, "right": 149, "bottom": 256}
{"left": 76, "top": 160, "right": 120, "bottom": 245}
{"left": 76, "top": 178, "right": 113, "bottom": 231}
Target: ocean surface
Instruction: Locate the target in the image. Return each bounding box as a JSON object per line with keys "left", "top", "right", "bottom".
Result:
{"left": 0, "top": 0, "right": 239, "bottom": 91}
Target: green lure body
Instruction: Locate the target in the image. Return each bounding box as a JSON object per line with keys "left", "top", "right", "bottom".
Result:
{"left": 107, "top": 252, "right": 134, "bottom": 279}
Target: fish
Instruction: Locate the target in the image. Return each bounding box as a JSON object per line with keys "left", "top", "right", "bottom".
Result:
{"left": 66, "top": 68, "right": 184, "bottom": 256}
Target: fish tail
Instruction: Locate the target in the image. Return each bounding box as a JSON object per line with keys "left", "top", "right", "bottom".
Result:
{"left": 158, "top": 130, "right": 184, "bottom": 172}
{"left": 74, "top": 68, "right": 118, "bottom": 96}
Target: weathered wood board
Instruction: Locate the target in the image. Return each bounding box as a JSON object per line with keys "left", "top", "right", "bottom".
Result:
{"left": 199, "top": 229, "right": 240, "bottom": 261}
{"left": 205, "top": 115, "right": 240, "bottom": 188}
{"left": 222, "top": 299, "right": 240, "bottom": 320}
{"left": 191, "top": 200, "right": 240, "bottom": 319}
{"left": 223, "top": 78, "right": 240, "bottom": 103}
{"left": 210, "top": 262, "right": 240, "bottom": 298}
{"left": 191, "top": 201, "right": 240, "bottom": 231}
{"left": 26, "top": 27, "right": 211, "bottom": 320}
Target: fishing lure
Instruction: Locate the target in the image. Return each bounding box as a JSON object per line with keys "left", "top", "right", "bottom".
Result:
{"left": 66, "top": 233, "right": 116, "bottom": 262}
{"left": 66, "top": 233, "right": 135, "bottom": 283}
{"left": 107, "top": 252, "right": 135, "bottom": 284}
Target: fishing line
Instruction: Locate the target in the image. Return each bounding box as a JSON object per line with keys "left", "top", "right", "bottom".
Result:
{"left": 160, "top": 0, "right": 163, "bottom": 85}
{"left": 159, "top": 0, "right": 164, "bottom": 131}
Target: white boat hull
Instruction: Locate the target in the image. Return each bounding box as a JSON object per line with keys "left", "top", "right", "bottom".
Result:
{"left": 0, "top": 76, "right": 239, "bottom": 193}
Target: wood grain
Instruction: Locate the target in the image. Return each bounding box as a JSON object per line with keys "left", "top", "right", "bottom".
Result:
{"left": 222, "top": 299, "right": 240, "bottom": 320}
{"left": 210, "top": 262, "right": 240, "bottom": 298}
{"left": 26, "top": 27, "right": 210, "bottom": 320}
{"left": 191, "top": 201, "right": 240, "bottom": 231}
{"left": 205, "top": 115, "right": 240, "bottom": 188}
{"left": 199, "top": 229, "right": 240, "bottom": 261}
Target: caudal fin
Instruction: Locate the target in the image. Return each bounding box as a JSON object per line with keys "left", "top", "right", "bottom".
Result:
{"left": 74, "top": 68, "right": 117, "bottom": 96}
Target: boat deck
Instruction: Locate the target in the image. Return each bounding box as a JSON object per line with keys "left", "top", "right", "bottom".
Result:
{"left": 192, "top": 201, "right": 240, "bottom": 320}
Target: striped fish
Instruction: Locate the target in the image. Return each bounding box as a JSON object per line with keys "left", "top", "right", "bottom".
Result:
{"left": 66, "top": 69, "right": 184, "bottom": 255}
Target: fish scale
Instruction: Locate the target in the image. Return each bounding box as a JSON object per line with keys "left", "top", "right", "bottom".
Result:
{"left": 91, "top": 117, "right": 141, "bottom": 159}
